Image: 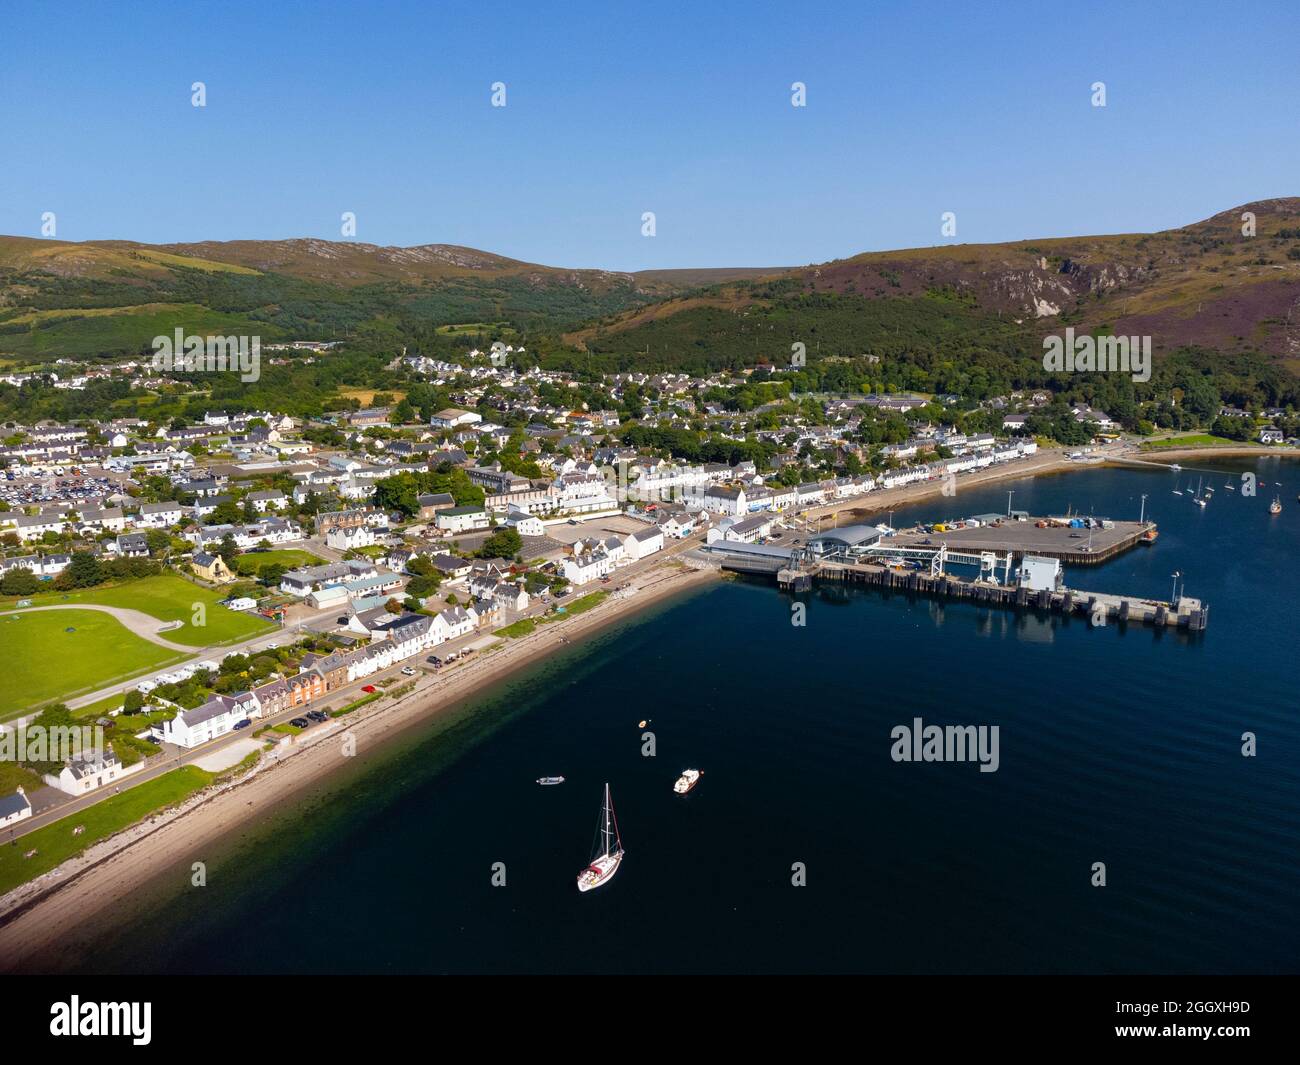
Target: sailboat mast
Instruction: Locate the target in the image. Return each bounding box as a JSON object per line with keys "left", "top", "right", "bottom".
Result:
{"left": 602, "top": 783, "right": 611, "bottom": 857}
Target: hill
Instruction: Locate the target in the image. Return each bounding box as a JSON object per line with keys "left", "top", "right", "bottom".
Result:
{"left": 3, "top": 200, "right": 1299, "bottom": 379}
{"left": 564, "top": 198, "right": 1300, "bottom": 376}
{"left": 0, "top": 235, "right": 777, "bottom": 361}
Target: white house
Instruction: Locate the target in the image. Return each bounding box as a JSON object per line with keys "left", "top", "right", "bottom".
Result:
{"left": 562, "top": 546, "right": 614, "bottom": 585}
{"left": 437, "top": 605, "right": 475, "bottom": 640}
{"left": 430, "top": 408, "right": 483, "bottom": 429}
{"left": 701, "top": 486, "right": 747, "bottom": 517}
{"left": 0, "top": 788, "right": 32, "bottom": 827}
{"left": 137, "top": 501, "right": 184, "bottom": 528}
{"left": 622, "top": 526, "right": 665, "bottom": 561}
{"left": 326, "top": 523, "right": 377, "bottom": 551}
{"left": 42, "top": 749, "right": 147, "bottom": 795}
{"left": 725, "top": 514, "right": 775, "bottom": 543}
{"left": 162, "top": 692, "right": 260, "bottom": 749}
{"left": 503, "top": 508, "right": 545, "bottom": 537}
{"left": 491, "top": 581, "right": 530, "bottom": 612}
{"left": 436, "top": 506, "right": 490, "bottom": 533}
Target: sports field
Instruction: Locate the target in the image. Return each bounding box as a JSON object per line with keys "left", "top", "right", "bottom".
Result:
{"left": 0, "top": 574, "right": 274, "bottom": 646}
{"left": 0, "top": 609, "right": 186, "bottom": 718}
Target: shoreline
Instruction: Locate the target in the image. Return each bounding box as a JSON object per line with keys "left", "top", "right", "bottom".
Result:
{"left": 2, "top": 440, "right": 1290, "bottom": 971}
{"left": 0, "top": 560, "right": 717, "bottom": 972}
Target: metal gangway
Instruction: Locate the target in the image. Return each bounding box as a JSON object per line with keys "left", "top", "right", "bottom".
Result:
{"left": 812, "top": 540, "right": 1015, "bottom": 582}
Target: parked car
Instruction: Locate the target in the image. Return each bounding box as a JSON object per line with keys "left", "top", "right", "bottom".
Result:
{"left": 401, "top": 666, "right": 416, "bottom": 676}
{"left": 290, "top": 717, "right": 310, "bottom": 728}
{"left": 361, "top": 685, "right": 377, "bottom": 694}
{"left": 233, "top": 719, "right": 252, "bottom": 730}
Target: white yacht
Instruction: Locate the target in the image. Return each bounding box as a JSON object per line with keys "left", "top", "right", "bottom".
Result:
{"left": 576, "top": 783, "right": 624, "bottom": 893}
{"left": 673, "top": 769, "right": 702, "bottom": 794}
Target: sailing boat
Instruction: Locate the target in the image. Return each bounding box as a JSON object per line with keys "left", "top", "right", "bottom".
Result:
{"left": 1270, "top": 495, "right": 1282, "bottom": 515}
{"left": 576, "top": 783, "right": 624, "bottom": 892}
{"left": 1193, "top": 476, "right": 1207, "bottom": 507}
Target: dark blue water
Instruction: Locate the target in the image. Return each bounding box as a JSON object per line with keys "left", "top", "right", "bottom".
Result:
{"left": 40, "top": 460, "right": 1300, "bottom": 974}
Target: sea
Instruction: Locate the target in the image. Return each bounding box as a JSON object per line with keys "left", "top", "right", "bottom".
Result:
{"left": 36, "top": 459, "right": 1300, "bottom": 974}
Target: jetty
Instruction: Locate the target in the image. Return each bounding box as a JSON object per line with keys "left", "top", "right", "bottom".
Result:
{"left": 702, "top": 513, "right": 1207, "bottom": 631}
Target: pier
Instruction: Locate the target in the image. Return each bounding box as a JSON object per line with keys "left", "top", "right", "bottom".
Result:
{"left": 772, "top": 559, "right": 1208, "bottom": 631}
{"left": 887, "top": 518, "right": 1154, "bottom": 566}
{"left": 703, "top": 512, "right": 1206, "bottom": 631}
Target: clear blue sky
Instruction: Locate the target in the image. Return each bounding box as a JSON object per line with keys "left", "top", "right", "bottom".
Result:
{"left": 2, "top": 0, "right": 1298, "bottom": 271}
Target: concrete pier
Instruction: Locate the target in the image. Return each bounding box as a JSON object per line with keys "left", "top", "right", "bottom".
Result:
{"left": 768, "top": 558, "right": 1208, "bottom": 631}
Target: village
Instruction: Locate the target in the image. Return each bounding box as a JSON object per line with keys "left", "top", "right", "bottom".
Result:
{"left": 0, "top": 340, "right": 1273, "bottom": 840}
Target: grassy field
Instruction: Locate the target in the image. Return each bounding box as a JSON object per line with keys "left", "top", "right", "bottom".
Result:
{"left": 0, "top": 574, "right": 274, "bottom": 646}
{"left": 1141, "top": 434, "right": 1242, "bottom": 449}
{"left": 0, "top": 766, "right": 214, "bottom": 896}
{"left": 494, "top": 591, "right": 608, "bottom": 638}
{"left": 0, "top": 610, "right": 186, "bottom": 719}
{"left": 233, "top": 549, "right": 323, "bottom": 576}
{"left": 69, "top": 691, "right": 129, "bottom": 719}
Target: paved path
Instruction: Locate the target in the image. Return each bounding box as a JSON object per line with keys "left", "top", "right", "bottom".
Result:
{"left": 0, "top": 603, "right": 197, "bottom": 652}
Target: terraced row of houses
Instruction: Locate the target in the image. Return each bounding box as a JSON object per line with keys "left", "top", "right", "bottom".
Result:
{"left": 158, "top": 605, "right": 493, "bottom": 748}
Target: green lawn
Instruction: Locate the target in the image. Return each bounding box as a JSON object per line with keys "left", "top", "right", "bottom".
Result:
{"left": 1141, "top": 434, "right": 1242, "bottom": 449}
{"left": 0, "top": 766, "right": 214, "bottom": 896}
{"left": 233, "top": 549, "right": 323, "bottom": 576}
{"left": 493, "top": 591, "right": 609, "bottom": 639}
{"left": 1, "top": 573, "right": 274, "bottom": 646}
{"left": 330, "top": 691, "right": 382, "bottom": 717}
{"left": 69, "top": 691, "right": 129, "bottom": 720}
{"left": 0, "top": 610, "right": 186, "bottom": 719}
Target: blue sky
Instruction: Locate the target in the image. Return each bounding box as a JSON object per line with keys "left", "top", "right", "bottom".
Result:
{"left": 2, "top": 0, "right": 1298, "bottom": 270}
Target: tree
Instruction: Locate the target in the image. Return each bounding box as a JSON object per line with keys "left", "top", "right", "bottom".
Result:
{"left": 406, "top": 573, "right": 441, "bottom": 599}
{"left": 60, "top": 551, "right": 104, "bottom": 588}
{"left": 479, "top": 528, "right": 522, "bottom": 560}
{"left": 208, "top": 501, "right": 242, "bottom": 526}
{"left": 217, "top": 533, "right": 240, "bottom": 567}
{"left": 384, "top": 597, "right": 403, "bottom": 614}
{"left": 145, "top": 529, "right": 172, "bottom": 557}
{"left": 0, "top": 567, "right": 39, "bottom": 596}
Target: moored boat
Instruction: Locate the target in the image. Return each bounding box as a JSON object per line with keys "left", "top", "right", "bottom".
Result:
{"left": 673, "top": 768, "right": 702, "bottom": 794}
{"left": 576, "top": 783, "right": 624, "bottom": 892}
{"left": 1270, "top": 495, "right": 1282, "bottom": 515}
{"left": 537, "top": 776, "right": 565, "bottom": 785}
